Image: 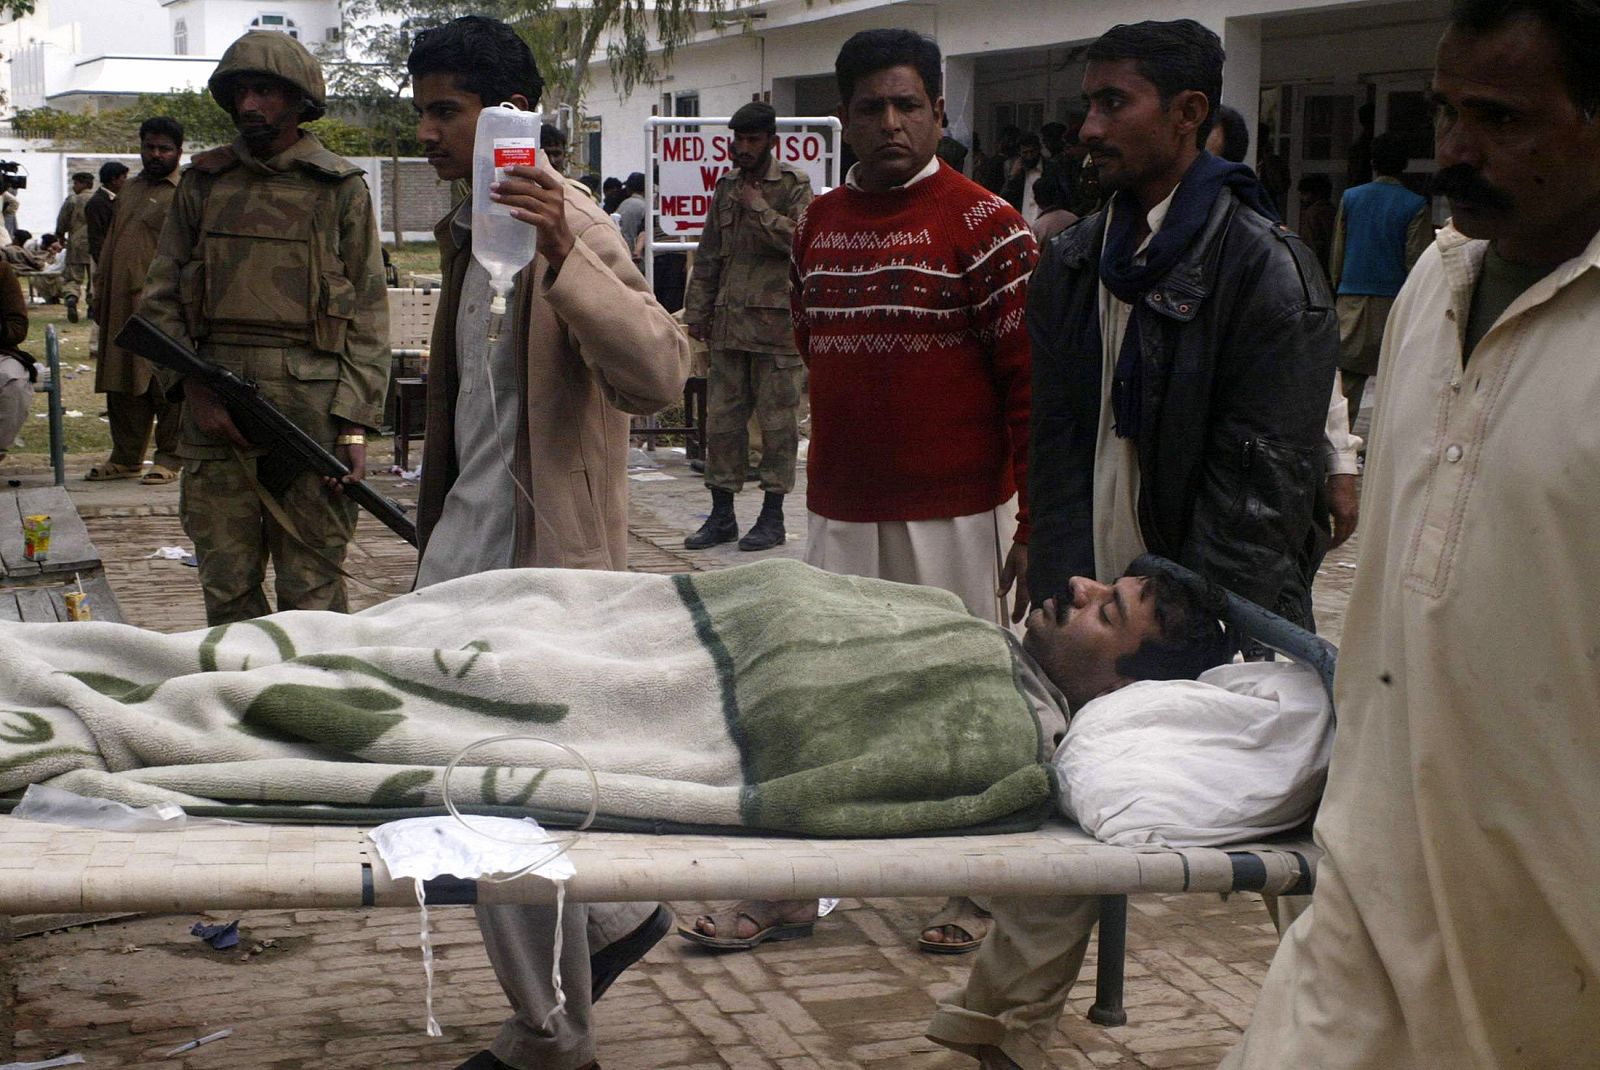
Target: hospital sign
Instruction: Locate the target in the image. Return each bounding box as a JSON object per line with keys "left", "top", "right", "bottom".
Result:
{"left": 655, "top": 129, "right": 829, "bottom": 237}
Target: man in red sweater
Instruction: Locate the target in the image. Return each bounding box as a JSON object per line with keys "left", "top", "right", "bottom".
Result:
{"left": 681, "top": 28, "right": 1037, "bottom": 959}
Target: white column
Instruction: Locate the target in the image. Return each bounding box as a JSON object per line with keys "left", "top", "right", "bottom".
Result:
{"left": 1220, "top": 16, "right": 1263, "bottom": 169}
{"left": 943, "top": 54, "right": 977, "bottom": 168}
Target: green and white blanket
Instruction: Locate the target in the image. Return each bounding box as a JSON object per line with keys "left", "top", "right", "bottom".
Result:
{"left": 0, "top": 560, "right": 1055, "bottom": 836}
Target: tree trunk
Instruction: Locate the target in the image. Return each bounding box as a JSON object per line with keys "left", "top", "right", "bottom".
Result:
{"left": 389, "top": 126, "right": 405, "bottom": 249}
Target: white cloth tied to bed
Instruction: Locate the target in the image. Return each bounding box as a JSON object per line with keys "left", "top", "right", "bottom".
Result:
{"left": 1055, "top": 661, "right": 1334, "bottom": 847}
{"left": 370, "top": 815, "right": 577, "bottom": 1037}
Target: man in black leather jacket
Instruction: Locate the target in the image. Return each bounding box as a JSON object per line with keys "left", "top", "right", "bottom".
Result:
{"left": 1022, "top": 19, "right": 1337, "bottom": 630}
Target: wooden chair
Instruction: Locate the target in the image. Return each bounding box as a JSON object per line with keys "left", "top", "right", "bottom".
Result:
{"left": 384, "top": 288, "right": 438, "bottom": 451}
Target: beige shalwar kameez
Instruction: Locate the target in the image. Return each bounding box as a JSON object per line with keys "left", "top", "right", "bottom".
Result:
{"left": 1223, "top": 223, "right": 1600, "bottom": 1068}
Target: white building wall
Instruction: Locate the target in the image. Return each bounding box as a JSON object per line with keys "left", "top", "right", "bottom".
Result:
{"left": 1, "top": 0, "right": 171, "bottom": 110}
{"left": 581, "top": 0, "right": 1439, "bottom": 184}
{"left": 169, "top": 0, "right": 340, "bottom": 58}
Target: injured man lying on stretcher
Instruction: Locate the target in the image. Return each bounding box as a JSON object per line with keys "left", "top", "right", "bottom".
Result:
{"left": 0, "top": 556, "right": 1240, "bottom": 837}
{"left": 0, "top": 556, "right": 1335, "bottom": 1070}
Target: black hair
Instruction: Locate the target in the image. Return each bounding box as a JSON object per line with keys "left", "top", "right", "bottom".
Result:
{"left": 1212, "top": 104, "right": 1250, "bottom": 163}
{"left": 578, "top": 173, "right": 601, "bottom": 196}
{"left": 1087, "top": 19, "right": 1224, "bottom": 149}
{"left": 407, "top": 15, "right": 545, "bottom": 110}
{"left": 13, "top": 230, "right": 31, "bottom": 244}
{"left": 1451, "top": 0, "right": 1600, "bottom": 114}
{"left": 1297, "top": 173, "right": 1334, "bottom": 198}
{"left": 624, "top": 171, "right": 645, "bottom": 194}
{"left": 1114, "top": 556, "right": 1232, "bottom": 682}
{"left": 98, "top": 160, "right": 129, "bottom": 185}
{"left": 540, "top": 123, "right": 567, "bottom": 148}
{"left": 834, "top": 28, "right": 942, "bottom": 107}
{"left": 139, "top": 116, "right": 184, "bottom": 147}
{"left": 1019, "top": 133, "right": 1042, "bottom": 150}
{"left": 1371, "top": 131, "right": 1411, "bottom": 176}
{"left": 602, "top": 176, "right": 622, "bottom": 191}
{"left": 72, "top": 172, "right": 93, "bottom": 184}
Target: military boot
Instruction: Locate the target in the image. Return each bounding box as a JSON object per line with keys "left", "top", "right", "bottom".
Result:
{"left": 738, "top": 492, "right": 786, "bottom": 552}
{"left": 685, "top": 488, "right": 738, "bottom": 549}
{"left": 65, "top": 294, "right": 80, "bottom": 323}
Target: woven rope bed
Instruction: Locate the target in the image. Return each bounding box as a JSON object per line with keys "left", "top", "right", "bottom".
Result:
{"left": 0, "top": 815, "right": 1317, "bottom": 915}
{"left": 0, "top": 558, "right": 1331, "bottom": 1024}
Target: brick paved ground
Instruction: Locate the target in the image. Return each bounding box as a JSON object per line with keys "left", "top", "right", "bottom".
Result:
{"left": 0, "top": 448, "right": 1361, "bottom": 1070}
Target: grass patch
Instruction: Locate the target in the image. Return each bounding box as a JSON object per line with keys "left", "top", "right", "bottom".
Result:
{"left": 10, "top": 301, "right": 109, "bottom": 458}
{"left": 387, "top": 241, "right": 442, "bottom": 286}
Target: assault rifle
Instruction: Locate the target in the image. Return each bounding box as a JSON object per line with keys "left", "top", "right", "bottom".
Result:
{"left": 115, "top": 314, "right": 418, "bottom": 548}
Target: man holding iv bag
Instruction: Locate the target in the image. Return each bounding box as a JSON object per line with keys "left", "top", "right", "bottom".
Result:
{"left": 408, "top": 16, "right": 689, "bottom": 1070}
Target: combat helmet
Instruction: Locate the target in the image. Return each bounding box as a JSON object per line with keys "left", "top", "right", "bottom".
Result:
{"left": 209, "top": 30, "right": 328, "bottom": 122}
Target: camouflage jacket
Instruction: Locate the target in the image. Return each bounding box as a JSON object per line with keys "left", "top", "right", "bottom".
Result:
{"left": 682, "top": 156, "right": 812, "bottom": 354}
{"left": 141, "top": 131, "right": 390, "bottom": 431}
{"left": 55, "top": 191, "right": 93, "bottom": 266}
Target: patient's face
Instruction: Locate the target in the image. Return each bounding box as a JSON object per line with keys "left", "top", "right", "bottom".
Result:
{"left": 1024, "top": 576, "right": 1160, "bottom": 708}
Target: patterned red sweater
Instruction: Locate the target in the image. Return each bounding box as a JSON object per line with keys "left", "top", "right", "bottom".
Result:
{"left": 791, "top": 161, "right": 1037, "bottom": 540}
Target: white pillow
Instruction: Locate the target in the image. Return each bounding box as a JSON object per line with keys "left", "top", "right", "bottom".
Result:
{"left": 1054, "top": 660, "right": 1333, "bottom": 847}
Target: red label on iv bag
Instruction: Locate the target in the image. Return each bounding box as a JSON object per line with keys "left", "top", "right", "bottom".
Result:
{"left": 494, "top": 140, "right": 538, "bottom": 169}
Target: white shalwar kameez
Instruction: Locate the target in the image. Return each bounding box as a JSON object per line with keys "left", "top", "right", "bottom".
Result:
{"left": 1224, "top": 223, "right": 1600, "bottom": 1068}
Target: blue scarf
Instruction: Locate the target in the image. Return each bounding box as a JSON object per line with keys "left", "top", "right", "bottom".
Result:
{"left": 1100, "top": 152, "right": 1279, "bottom": 438}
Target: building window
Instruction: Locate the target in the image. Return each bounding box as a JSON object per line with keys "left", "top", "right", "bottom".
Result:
{"left": 250, "top": 13, "right": 300, "bottom": 39}
{"left": 673, "top": 92, "right": 699, "bottom": 118}
{"left": 173, "top": 18, "right": 188, "bottom": 55}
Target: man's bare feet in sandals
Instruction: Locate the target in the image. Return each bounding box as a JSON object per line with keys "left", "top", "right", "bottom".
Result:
{"left": 918, "top": 896, "right": 993, "bottom": 954}
{"left": 678, "top": 898, "right": 819, "bottom": 951}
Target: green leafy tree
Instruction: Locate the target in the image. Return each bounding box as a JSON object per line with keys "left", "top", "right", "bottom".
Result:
{"left": 331, "top": 0, "right": 765, "bottom": 171}
{"left": 129, "top": 88, "right": 237, "bottom": 147}
{"left": 320, "top": 0, "right": 478, "bottom": 246}
{"left": 305, "top": 116, "right": 377, "bottom": 155}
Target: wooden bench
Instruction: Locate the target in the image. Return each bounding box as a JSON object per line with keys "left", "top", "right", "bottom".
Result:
{"left": 0, "top": 486, "right": 124, "bottom": 623}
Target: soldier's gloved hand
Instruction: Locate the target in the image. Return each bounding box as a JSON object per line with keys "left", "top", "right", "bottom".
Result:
{"left": 492, "top": 164, "right": 576, "bottom": 273}
{"left": 184, "top": 380, "right": 253, "bottom": 449}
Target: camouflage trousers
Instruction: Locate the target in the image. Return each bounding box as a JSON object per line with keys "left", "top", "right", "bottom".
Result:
{"left": 704, "top": 347, "right": 803, "bottom": 494}
{"left": 181, "top": 457, "right": 357, "bottom": 625}
{"left": 178, "top": 343, "right": 357, "bottom": 626}
{"left": 60, "top": 262, "right": 89, "bottom": 304}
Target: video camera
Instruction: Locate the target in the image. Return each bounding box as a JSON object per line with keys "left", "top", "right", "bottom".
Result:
{"left": 0, "top": 161, "right": 27, "bottom": 190}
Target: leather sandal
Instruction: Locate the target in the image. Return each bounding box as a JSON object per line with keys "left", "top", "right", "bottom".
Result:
{"left": 678, "top": 900, "right": 817, "bottom": 951}
{"left": 84, "top": 461, "right": 141, "bottom": 481}
{"left": 917, "top": 896, "right": 993, "bottom": 954}
{"left": 140, "top": 463, "right": 179, "bottom": 485}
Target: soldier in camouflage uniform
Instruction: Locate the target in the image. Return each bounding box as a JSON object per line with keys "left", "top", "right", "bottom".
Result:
{"left": 53, "top": 173, "right": 94, "bottom": 321}
{"left": 682, "top": 101, "right": 813, "bottom": 552}
{"left": 139, "top": 30, "right": 389, "bottom": 626}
